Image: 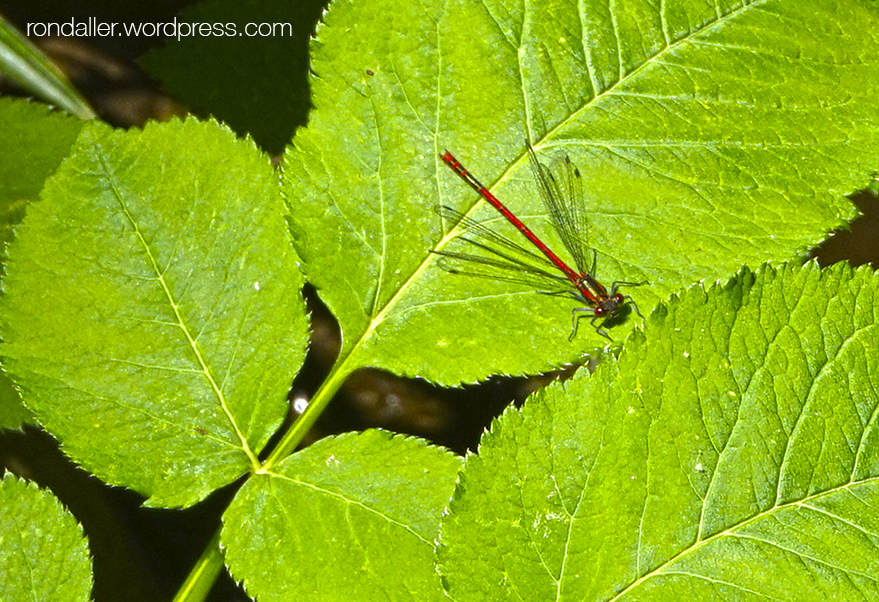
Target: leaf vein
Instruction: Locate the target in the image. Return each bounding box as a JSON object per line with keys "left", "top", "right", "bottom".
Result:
{"left": 98, "top": 156, "right": 259, "bottom": 468}
{"left": 728, "top": 531, "right": 879, "bottom": 582}
{"left": 266, "top": 471, "right": 431, "bottom": 544}
{"left": 609, "top": 475, "right": 879, "bottom": 601}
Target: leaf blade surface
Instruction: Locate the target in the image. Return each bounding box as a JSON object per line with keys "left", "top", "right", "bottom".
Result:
{"left": 285, "top": 0, "right": 879, "bottom": 383}
{"left": 0, "top": 119, "right": 309, "bottom": 507}
{"left": 439, "top": 262, "right": 879, "bottom": 601}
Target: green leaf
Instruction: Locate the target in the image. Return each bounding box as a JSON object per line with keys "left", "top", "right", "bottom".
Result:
{"left": 0, "top": 473, "right": 92, "bottom": 602}
{"left": 141, "top": 0, "right": 322, "bottom": 155}
{"left": 222, "top": 430, "right": 462, "bottom": 602}
{"left": 0, "top": 118, "right": 309, "bottom": 507}
{"left": 284, "top": 0, "right": 879, "bottom": 384}
{"left": 0, "top": 98, "right": 83, "bottom": 208}
{"left": 0, "top": 376, "right": 29, "bottom": 431}
{"left": 0, "top": 98, "right": 83, "bottom": 430}
{"left": 439, "top": 261, "right": 879, "bottom": 601}
{"left": 0, "top": 15, "right": 95, "bottom": 119}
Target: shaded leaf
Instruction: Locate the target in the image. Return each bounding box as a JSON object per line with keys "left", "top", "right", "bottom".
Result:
{"left": 141, "top": 0, "right": 322, "bottom": 155}
{"left": 0, "top": 98, "right": 83, "bottom": 430}
{"left": 0, "top": 97, "right": 83, "bottom": 209}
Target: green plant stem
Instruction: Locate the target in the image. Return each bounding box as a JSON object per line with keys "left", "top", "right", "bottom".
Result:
{"left": 171, "top": 361, "right": 353, "bottom": 599}
{"left": 261, "top": 360, "right": 352, "bottom": 470}
{"left": 171, "top": 530, "right": 224, "bottom": 602}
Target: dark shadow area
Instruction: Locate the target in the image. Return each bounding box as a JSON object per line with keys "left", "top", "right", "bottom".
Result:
{"left": 1, "top": 1, "right": 198, "bottom": 127}
{"left": 810, "top": 189, "right": 879, "bottom": 268}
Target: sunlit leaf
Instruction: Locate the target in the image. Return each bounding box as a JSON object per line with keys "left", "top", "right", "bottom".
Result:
{"left": 223, "top": 430, "right": 461, "bottom": 602}
{"left": 0, "top": 118, "right": 309, "bottom": 507}
{"left": 0, "top": 474, "right": 92, "bottom": 602}
{"left": 440, "top": 261, "right": 879, "bottom": 601}
{"left": 285, "top": 0, "right": 879, "bottom": 383}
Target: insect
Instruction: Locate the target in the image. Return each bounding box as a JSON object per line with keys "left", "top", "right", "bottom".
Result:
{"left": 436, "top": 142, "right": 646, "bottom": 339}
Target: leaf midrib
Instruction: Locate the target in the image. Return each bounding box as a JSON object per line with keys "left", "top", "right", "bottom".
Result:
{"left": 268, "top": 470, "right": 432, "bottom": 544}
{"left": 97, "top": 152, "right": 260, "bottom": 469}
{"left": 343, "top": 0, "right": 761, "bottom": 359}
{"left": 608, "top": 474, "right": 879, "bottom": 600}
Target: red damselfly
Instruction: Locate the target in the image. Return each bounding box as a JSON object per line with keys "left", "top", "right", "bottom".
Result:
{"left": 436, "top": 142, "right": 646, "bottom": 340}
